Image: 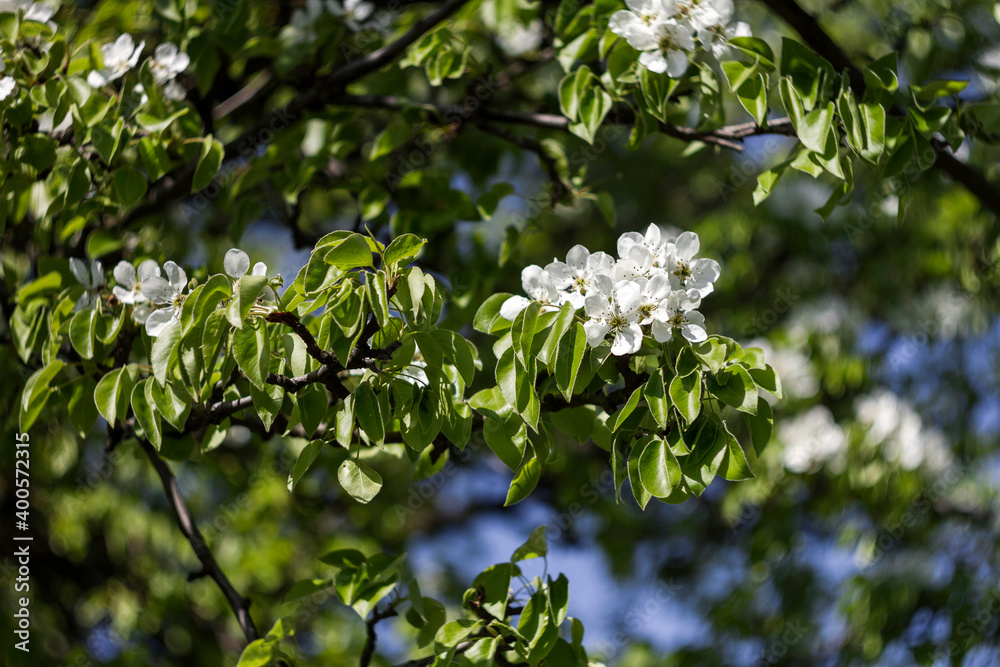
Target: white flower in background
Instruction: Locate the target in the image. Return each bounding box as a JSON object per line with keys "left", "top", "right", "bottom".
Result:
{"left": 150, "top": 42, "right": 189, "bottom": 83}
{"left": 88, "top": 34, "right": 145, "bottom": 88}
{"left": 0, "top": 0, "right": 55, "bottom": 23}
{"left": 545, "top": 245, "right": 615, "bottom": 309}
{"left": 112, "top": 259, "right": 161, "bottom": 305}
{"left": 497, "top": 19, "right": 544, "bottom": 56}
{"left": 584, "top": 281, "right": 644, "bottom": 356}
{"left": 748, "top": 339, "right": 818, "bottom": 402}
{"left": 288, "top": 0, "right": 325, "bottom": 43}
{"left": 0, "top": 76, "right": 15, "bottom": 101}
{"left": 140, "top": 261, "right": 187, "bottom": 337}
{"left": 329, "top": 0, "right": 375, "bottom": 31}
{"left": 225, "top": 248, "right": 276, "bottom": 300}
{"left": 780, "top": 405, "right": 846, "bottom": 474}
{"left": 855, "top": 390, "right": 952, "bottom": 472}
{"left": 500, "top": 265, "right": 562, "bottom": 320}
{"left": 699, "top": 17, "right": 752, "bottom": 60}
{"left": 70, "top": 258, "right": 105, "bottom": 311}
{"left": 133, "top": 302, "right": 153, "bottom": 325}
{"left": 666, "top": 231, "right": 720, "bottom": 297}
{"left": 651, "top": 288, "right": 706, "bottom": 343}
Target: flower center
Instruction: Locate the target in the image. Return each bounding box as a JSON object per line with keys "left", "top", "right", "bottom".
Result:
{"left": 674, "top": 261, "right": 692, "bottom": 281}
{"left": 609, "top": 314, "right": 628, "bottom": 331}
{"left": 659, "top": 32, "right": 678, "bottom": 52}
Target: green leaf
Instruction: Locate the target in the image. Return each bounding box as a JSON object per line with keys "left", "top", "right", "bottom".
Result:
{"left": 231, "top": 324, "right": 269, "bottom": 390}
{"left": 749, "top": 364, "right": 783, "bottom": 399}
{"left": 192, "top": 135, "right": 223, "bottom": 194}
{"left": 707, "top": 365, "right": 758, "bottom": 414}
{"left": 151, "top": 319, "right": 183, "bottom": 385}
{"left": 511, "top": 525, "right": 548, "bottom": 562}
{"left": 226, "top": 274, "right": 268, "bottom": 329}
{"left": 113, "top": 167, "right": 148, "bottom": 207}
{"left": 555, "top": 323, "right": 587, "bottom": 402}
{"left": 483, "top": 415, "right": 527, "bottom": 471}
{"left": 325, "top": 233, "right": 373, "bottom": 270}
{"left": 354, "top": 383, "right": 386, "bottom": 444}
{"left": 512, "top": 301, "right": 541, "bottom": 365}
{"left": 94, "top": 363, "right": 140, "bottom": 427}
{"left": 638, "top": 435, "right": 681, "bottom": 498}
{"left": 644, "top": 369, "right": 670, "bottom": 429}
{"left": 746, "top": 398, "right": 773, "bottom": 456}
{"left": 338, "top": 459, "right": 383, "bottom": 503}
{"left": 505, "top": 447, "right": 541, "bottom": 506}
{"left": 132, "top": 379, "right": 162, "bottom": 449}
{"left": 863, "top": 52, "right": 898, "bottom": 93}
{"left": 681, "top": 418, "right": 726, "bottom": 495}
{"left": 608, "top": 385, "right": 644, "bottom": 432}
{"left": 669, "top": 371, "right": 701, "bottom": 425}
{"left": 719, "top": 419, "right": 755, "bottom": 481}
{"left": 627, "top": 439, "right": 653, "bottom": 509}
{"left": 68, "top": 308, "right": 97, "bottom": 359}
{"left": 537, "top": 301, "right": 576, "bottom": 368}
{"left": 473, "top": 293, "right": 514, "bottom": 334}
{"left": 19, "top": 360, "right": 64, "bottom": 431}
{"left": 288, "top": 440, "right": 323, "bottom": 492}
{"left": 728, "top": 36, "right": 776, "bottom": 70}
{"left": 383, "top": 233, "right": 425, "bottom": 268}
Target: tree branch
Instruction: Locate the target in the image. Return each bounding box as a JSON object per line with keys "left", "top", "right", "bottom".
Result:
{"left": 360, "top": 604, "right": 400, "bottom": 667}
{"left": 124, "top": 424, "right": 259, "bottom": 643}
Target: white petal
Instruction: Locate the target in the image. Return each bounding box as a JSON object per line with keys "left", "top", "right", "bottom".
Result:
{"left": 163, "top": 260, "right": 187, "bottom": 290}
{"left": 681, "top": 322, "right": 708, "bottom": 343}
{"left": 611, "top": 326, "right": 642, "bottom": 356}
{"left": 584, "top": 320, "right": 610, "bottom": 347}
{"left": 588, "top": 251, "right": 616, "bottom": 275}
{"left": 666, "top": 49, "right": 690, "bottom": 77}
{"left": 674, "top": 231, "right": 699, "bottom": 260}
{"left": 617, "top": 232, "right": 644, "bottom": 259}
{"left": 639, "top": 50, "right": 669, "bottom": 74}
{"left": 225, "top": 248, "right": 250, "bottom": 278}
{"left": 137, "top": 259, "right": 161, "bottom": 281}
{"left": 90, "top": 261, "right": 105, "bottom": 288}
{"left": 113, "top": 261, "right": 136, "bottom": 288}
{"left": 87, "top": 70, "right": 110, "bottom": 88}
{"left": 499, "top": 296, "right": 531, "bottom": 321}
{"left": 144, "top": 308, "right": 176, "bottom": 337}
{"left": 565, "top": 245, "right": 589, "bottom": 271}
{"left": 70, "top": 258, "right": 90, "bottom": 286}
{"left": 692, "top": 258, "right": 721, "bottom": 283}
{"left": 141, "top": 276, "right": 175, "bottom": 304}
{"left": 251, "top": 261, "right": 268, "bottom": 276}
{"left": 615, "top": 281, "right": 642, "bottom": 314}
{"left": 113, "top": 285, "right": 136, "bottom": 304}
{"left": 651, "top": 320, "right": 673, "bottom": 343}
{"left": 132, "top": 302, "right": 153, "bottom": 324}
{"left": 584, "top": 294, "right": 613, "bottom": 320}
{"left": 610, "top": 11, "right": 658, "bottom": 51}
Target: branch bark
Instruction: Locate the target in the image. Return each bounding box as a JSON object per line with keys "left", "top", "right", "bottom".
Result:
{"left": 128, "top": 425, "right": 259, "bottom": 643}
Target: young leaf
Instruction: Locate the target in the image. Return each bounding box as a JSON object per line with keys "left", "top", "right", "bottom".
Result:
{"left": 288, "top": 440, "right": 324, "bottom": 492}
{"left": 231, "top": 324, "right": 269, "bottom": 390}
{"left": 505, "top": 447, "right": 541, "bottom": 506}
{"left": 20, "top": 360, "right": 64, "bottom": 431}
{"left": 669, "top": 371, "right": 701, "bottom": 425}
{"left": 192, "top": 135, "right": 223, "bottom": 193}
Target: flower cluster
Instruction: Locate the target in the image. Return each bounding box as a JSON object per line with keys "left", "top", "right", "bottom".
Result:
{"left": 609, "top": 0, "right": 751, "bottom": 76}
{"left": 501, "top": 224, "right": 721, "bottom": 356}
{"left": 287, "top": 0, "right": 375, "bottom": 43}
{"left": 87, "top": 34, "right": 189, "bottom": 100}
{"left": 69, "top": 249, "right": 277, "bottom": 337}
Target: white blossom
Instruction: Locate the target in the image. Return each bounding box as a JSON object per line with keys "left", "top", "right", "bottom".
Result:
{"left": 666, "top": 231, "right": 720, "bottom": 297}
{"left": 225, "top": 248, "right": 275, "bottom": 300}
{"left": 497, "top": 19, "right": 544, "bottom": 57}
{"left": 70, "top": 258, "right": 105, "bottom": 311}
{"left": 545, "top": 245, "right": 615, "bottom": 309}
{"left": 650, "top": 288, "right": 706, "bottom": 343}
{"left": 584, "top": 281, "right": 644, "bottom": 356}
{"left": 608, "top": 0, "right": 753, "bottom": 74}
{"left": 780, "top": 405, "right": 846, "bottom": 474}
{"left": 140, "top": 261, "right": 187, "bottom": 337}
{"left": 855, "top": 390, "right": 952, "bottom": 472}
{"left": 112, "top": 259, "right": 161, "bottom": 305}
{"left": 87, "top": 34, "right": 145, "bottom": 88}
{"left": 0, "top": 0, "right": 55, "bottom": 23}
{"left": 150, "top": 42, "right": 189, "bottom": 83}
{"left": 329, "top": 0, "right": 375, "bottom": 31}
{"left": 500, "top": 265, "right": 562, "bottom": 320}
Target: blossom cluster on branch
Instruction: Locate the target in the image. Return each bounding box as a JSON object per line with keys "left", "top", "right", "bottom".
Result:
{"left": 609, "top": 0, "right": 752, "bottom": 75}
{"left": 69, "top": 250, "right": 278, "bottom": 337}
{"left": 501, "top": 225, "right": 720, "bottom": 355}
